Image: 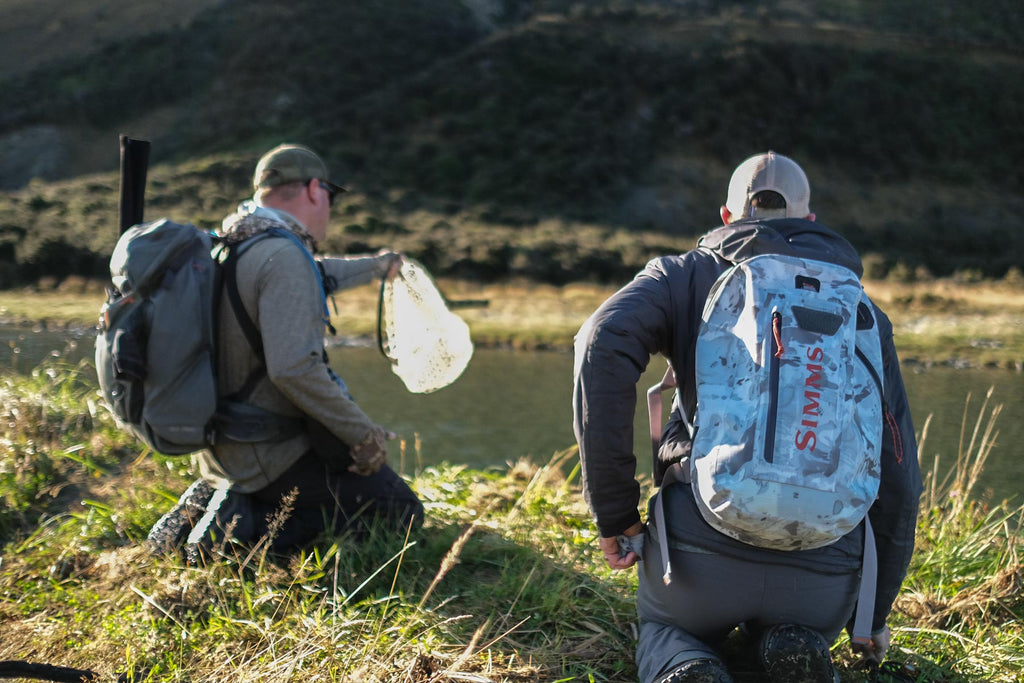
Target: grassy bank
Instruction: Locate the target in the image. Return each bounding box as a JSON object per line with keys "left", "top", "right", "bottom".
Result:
{"left": 2, "top": 273, "right": 1024, "bottom": 367}
{"left": 0, "top": 358, "right": 1021, "bottom": 681}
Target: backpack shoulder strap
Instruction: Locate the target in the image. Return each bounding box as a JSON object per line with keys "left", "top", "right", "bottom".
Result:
{"left": 265, "top": 227, "right": 336, "bottom": 335}
{"left": 221, "top": 235, "right": 267, "bottom": 357}
{"left": 216, "top": 228, "right": 335, "bottom": 403}
{"left": 217, "top": 232, "right": 279, "bottom": 402}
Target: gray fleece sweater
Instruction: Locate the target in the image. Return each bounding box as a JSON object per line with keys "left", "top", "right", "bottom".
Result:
{"left": 196, "top": 204, "right": 393, "bottom": 492}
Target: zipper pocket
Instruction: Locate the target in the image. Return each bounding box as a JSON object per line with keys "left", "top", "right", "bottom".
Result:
{"left": 764, "top": 309, "right": 784, "bottom": 463}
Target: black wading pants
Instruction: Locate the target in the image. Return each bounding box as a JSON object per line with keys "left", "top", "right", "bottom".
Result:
{"left": 192, "top": 451, "right": 423, "bottom": 553}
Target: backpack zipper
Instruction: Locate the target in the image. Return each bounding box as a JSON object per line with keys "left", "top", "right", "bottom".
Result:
{"left": 764, "top": 309, "right": 784, "bottom": 463}
{"left": 855, "top": 346, "right": 903, "bottom": 463}
{"left": 854, "top": 346, "right": 883, "bottom": 398}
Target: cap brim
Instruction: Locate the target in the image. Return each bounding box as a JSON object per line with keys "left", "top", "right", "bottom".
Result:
{"left": 324, "top": 180, "right": 347, "bottom": 194}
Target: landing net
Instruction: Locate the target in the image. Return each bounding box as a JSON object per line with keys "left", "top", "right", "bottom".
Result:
{"left": 379, "top": 259, "right": 474, "bottom": 393}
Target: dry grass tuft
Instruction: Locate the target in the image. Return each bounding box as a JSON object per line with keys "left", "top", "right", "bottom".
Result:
{"left": 897, "top": 564, "right": 1024, "bottom": 629}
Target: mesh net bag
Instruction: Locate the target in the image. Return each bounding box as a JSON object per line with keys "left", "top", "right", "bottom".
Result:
{"left": 379, "top": 259, "right": 474, "bottom": 393}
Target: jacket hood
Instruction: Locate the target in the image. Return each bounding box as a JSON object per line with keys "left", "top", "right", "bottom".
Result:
{"left": 697, "top": 218, "right": 864, "bottom": 277}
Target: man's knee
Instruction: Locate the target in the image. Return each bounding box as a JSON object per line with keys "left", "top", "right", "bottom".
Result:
{"left": 358, "top": 465, "right": 424, "bottom": 530}
{"left": 637, "top": 620, "right": 723, "bottom": 683}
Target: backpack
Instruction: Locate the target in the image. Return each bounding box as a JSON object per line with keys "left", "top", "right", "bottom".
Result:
{"left": 95, "top": 219, "right": 303, "bottom": 455}
{"left": 644, "top": 252, "right": 885, "bottom": 645}
{"left": 689, "top": 252, "right": 884, "bottom": 551}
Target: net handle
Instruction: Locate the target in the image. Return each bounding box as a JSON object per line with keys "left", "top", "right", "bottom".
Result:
{"left": 377, "top": 271, "right": 390, "bottom": 359}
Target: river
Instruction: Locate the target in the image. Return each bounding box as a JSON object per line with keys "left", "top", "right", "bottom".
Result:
{"left": 3, "top": 325, "right": 1022, "bottom": 504}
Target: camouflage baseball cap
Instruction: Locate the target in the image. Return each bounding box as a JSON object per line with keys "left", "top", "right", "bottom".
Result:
{"left": 726, "top": 151, "right": 810, "bottom": 219}
{"left": 253, "top": 144, "right": 346, "bottom": 195}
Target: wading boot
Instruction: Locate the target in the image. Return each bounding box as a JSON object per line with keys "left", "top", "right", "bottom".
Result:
{"left": 146, "top": 479, "right": 215, "bottom": 555}
{"left": 657, "top": 658, "right": 734, "bottom": 683}
{"left": 759, "top": 624, "right": 839, "bottom": 683}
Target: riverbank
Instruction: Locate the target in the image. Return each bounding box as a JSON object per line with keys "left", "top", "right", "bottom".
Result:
{"left": 0, "top": 364, "right": 1020, "bottom": 681}
{"left": 2, "top": 275, "right": 1023, "bottom": 368}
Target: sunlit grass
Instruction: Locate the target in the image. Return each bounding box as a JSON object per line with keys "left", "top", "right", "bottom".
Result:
{"left": 4, "top": 276, "right": 1024, "bottom": 365}
{"left": 0, "top": 358, "right": 1021, "bottom": 681}
{"left": 872, "top": 387, "right": 1024, "bottom": 682}
{"left": 0, "top": 358, "right": 637, "bottom": 681}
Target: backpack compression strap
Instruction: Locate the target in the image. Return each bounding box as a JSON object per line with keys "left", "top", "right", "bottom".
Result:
{"left": 852, "top": 515, "right": 879, "bottom": 647}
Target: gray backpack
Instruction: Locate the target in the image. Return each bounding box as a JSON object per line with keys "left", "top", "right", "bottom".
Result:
{"left": 95, "top": 219, "right": 299, "bottom": 455}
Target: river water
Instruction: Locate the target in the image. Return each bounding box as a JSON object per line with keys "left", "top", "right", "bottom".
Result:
{"left": 4, "top": 325, "right": 1022, "bottom": 504}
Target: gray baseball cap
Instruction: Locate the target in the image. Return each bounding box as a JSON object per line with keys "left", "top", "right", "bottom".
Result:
{"left": 725, "top": 151, "right": 810, "bottom": 219}
{"left": 253, "top": 144, "right": 346, "bottom": 195}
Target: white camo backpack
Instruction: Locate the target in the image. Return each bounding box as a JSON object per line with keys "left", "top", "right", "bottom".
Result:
{"left": 689, "top": 253, "right": 884, "bottom": 551}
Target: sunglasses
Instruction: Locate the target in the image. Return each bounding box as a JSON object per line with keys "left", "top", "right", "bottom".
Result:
{"left": 315, "top": 179, "right": 338, "bottom": 207}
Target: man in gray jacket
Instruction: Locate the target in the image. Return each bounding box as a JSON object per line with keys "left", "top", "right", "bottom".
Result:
{"left": 149, "top": 144, "right": 423, "bottom": 557}
{"left": 573, "top": 152, "right": 920, "bottom": 683}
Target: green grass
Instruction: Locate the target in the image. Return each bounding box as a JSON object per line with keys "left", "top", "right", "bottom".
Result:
{"left": 0, "top": 355, "right": 1021, "bottom": 681}
{"left": 889, "top": 390, "right": 1024, "bottom": 680}
{"left": 0, "top": 358, "right": 638, "bottom": 680}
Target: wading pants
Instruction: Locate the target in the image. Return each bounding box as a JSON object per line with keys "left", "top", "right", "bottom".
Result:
{"left": 635, "top": 525, "right": 860, "bottom": 683}
{"left": 192, "top": 451, "right": 424, "bottom": 553}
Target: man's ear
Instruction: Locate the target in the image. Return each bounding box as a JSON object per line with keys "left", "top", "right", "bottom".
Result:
{"left": 720, "top": 206, "right": 732, "bottom": 225}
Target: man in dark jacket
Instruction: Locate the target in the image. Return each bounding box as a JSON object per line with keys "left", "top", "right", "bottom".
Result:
{"left": 573, "top": 152, "right": 921, "bottom": 683}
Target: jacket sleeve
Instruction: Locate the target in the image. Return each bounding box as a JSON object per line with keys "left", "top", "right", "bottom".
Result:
{"left": 319, "top": 252, "right": 397, "bottom": 293}
{"left": 572, "top": 257, "right": 684, "bottom": 538}
{"left": 867, "top": 306, "right": 923, "bottom": 631}
{"left": 255, "top": 243, "right": 379, "bottom": 450}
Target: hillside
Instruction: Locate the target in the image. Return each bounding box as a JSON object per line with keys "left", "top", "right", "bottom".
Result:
{"left": 0, "top": 0, "right": 1022, "bottom": 286}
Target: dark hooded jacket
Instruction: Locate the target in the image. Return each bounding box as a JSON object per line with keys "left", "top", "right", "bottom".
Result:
{"left": 572, "top": 218, "right": 922, "bottom": 631}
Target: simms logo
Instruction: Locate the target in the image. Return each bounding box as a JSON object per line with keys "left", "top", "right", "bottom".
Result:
{"left": 794, "top": 347, "right": 824, "bottom": 451}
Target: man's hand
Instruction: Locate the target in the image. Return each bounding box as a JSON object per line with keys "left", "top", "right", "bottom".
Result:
{"left": 377, "top": 250, "right": 403, "bottom": 280}
{"left": 852, "top": 624, "right": 890, "bottom": 666}
{"left": 348, "top": 426, "right": 394, "bottom": 476}
{"left": 599, "top": 522, "right": 644, "bottom": 570}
